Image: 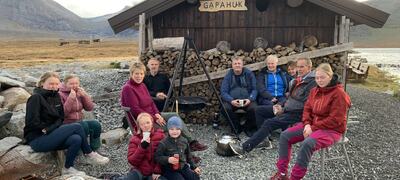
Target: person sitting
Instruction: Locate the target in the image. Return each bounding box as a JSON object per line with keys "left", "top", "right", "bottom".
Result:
{"left": 126, "top": 112, "right": 166, "bottom": 180}
{"left": 255, "top": 55, "right": 290, "bottom": 130}
{"left": 59, "top": 74, "right": 103, "bottom": 151}
{"left": 232, "top": 57, "right": 317, "bottom": 153}
{"left": 120, "top": 62, "right": 207, "bottom": 153}
{"left": 155, "top": 116, "right": 201, "bottom": 180}
{"left": 220, "top": 57, "right": 258, "bottom": 136}
{"left": 286, "top": 60, "right": 297, "bottom": 81}
{"left": 23, "top": 72, "right": 109, "bottom": 176}
{"left": 144, "top": 57, "right": 171, "bottom": 112}
{"left": 270, "top": 63, "right": 351, "bottom": 180}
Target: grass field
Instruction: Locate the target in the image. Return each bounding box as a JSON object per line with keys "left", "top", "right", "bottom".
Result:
{"left": 0, "top": 40, "right": 138, "bottom": 68}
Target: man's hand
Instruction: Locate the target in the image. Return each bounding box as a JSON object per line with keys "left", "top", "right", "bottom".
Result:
{"left": 303, "top": 124, "right": 312, "bottom": 138}
{"left": 273, "top": 104, "right": 283, "bottom": 115}
{"left": 243, "top": 99, "right": 251, "bottom": 107}
{"left": 271, "top": 97, "right": 278, "bottom": 104}
{"left": 156, "top": 92, "right": 167, "bottom": 100}
{"left": 231, "top": 100, "right": 240, "bottom": 107}
{"left": 155, "top": 114, "right": 166, "bottom": 126}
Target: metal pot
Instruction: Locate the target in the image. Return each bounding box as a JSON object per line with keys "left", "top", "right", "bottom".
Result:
{"left": 215, "top": 134, "right": 240, "bottom": 156}
{"left": 175, "top": 96, "right": 207, "bottom": 112}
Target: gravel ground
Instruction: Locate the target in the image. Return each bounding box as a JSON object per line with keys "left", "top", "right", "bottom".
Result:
{"left": 3, "top": 63, "right": 400, "bottom": 179}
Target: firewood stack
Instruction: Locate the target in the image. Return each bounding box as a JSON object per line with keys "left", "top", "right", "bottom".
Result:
{"left": 140, "top": 41, "right": 346, "bottom": 124}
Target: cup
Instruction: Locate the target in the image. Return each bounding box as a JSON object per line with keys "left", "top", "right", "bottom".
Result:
{"left": 142, "top": 131, "right": 150, "bottom": 140}
{"left": 238, "top": 99, "right": 244, "bottom": 107}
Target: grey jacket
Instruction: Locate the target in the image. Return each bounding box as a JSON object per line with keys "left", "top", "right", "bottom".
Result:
{"left": 284, "top": 71, "right": 317, "bottom": 113}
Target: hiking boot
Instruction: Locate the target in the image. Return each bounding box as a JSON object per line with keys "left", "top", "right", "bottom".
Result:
{"left": 255, "top": 139, "right": 273, "bottom": 150}
{"left": 270, "top": 172, "right": 289, "bottom": 180}
{"left": 85, "top": 152, "right": 110, "bottom": 165}
{"left": 62, "top": 167, "right": 86, "bottom": 176}
{"left": 192, "top": 155, "right": 201, "bottom": 164}
{"left": 190, "top": 140, "right": 208, "bottom": 152}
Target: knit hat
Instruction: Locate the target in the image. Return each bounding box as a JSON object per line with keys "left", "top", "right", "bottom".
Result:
{"left": 167, "top": 116, "right": 182, "bottom": 130}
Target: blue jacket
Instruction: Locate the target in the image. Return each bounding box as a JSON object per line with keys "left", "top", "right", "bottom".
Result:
{"left": 221, "top": 67, "right": 257, "bottom": 102}
{"left": 256, "top": 68, "right": 290, "bottom": 104}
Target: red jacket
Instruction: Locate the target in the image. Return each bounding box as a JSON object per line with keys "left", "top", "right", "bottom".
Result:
{"left": 128, "top": 128, "right": 165, "bottom": 176}
{"left": 59, "top": 83, "right": 94, "bottom": 124}
{"left": 302, "top": 83, "right": 351, "bottom": 134}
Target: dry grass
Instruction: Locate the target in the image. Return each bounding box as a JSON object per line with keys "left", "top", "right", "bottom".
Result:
{"left": 0, "top": 40, "right": 138, "bottom": 68}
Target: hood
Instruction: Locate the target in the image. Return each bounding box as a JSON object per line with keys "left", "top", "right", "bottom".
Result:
{"left": 316, "top": 74, "right": 343, "bottom": 93}
{"left": 58, "top": 83, "right": 71, "bottom": 93}
{"left": 33, "top": 87, "right": 59, "bottom": 97}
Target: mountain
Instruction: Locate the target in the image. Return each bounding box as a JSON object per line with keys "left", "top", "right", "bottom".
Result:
{"left": 0, "top": 0, "right": 135, "bottom": 39}
{"left": 350, "top": 0, "right": 400, "bottom": 47}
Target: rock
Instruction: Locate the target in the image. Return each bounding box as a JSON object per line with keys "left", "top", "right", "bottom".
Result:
{"left": 119, "top": 62, "right": 130, "bottom": 69}
{"left": 0, "top": 76, "right": 26, "bottom": 88}
{"left": 24, "top": 87, "right": 35, "bottom": 95}
{"left": 0, "top": 112, "right": 25, "bottom": 138}
{"left": 253, "top": 37, "right": 268, "bottom": 49}
{"left": 0, "top": 111, "right": 13, "bottom": 128}
{"left": 0, "top": 72, "right": 21, "bottom": 81}
{"left": 0, "top": 136, "right": 22, "bottom": 157}
{"left": 13, "top": 103, "right": 26, "bottom": 112}
{"left": 52, "top": 174, "right": 100, "bottom": 180}
{"left": 22, "top": 75, "right": 39, "bottom": 87}
{"left": 0, "top": 87, "right": 31, "bottom": 110}
{"left": 0, "top": 95, "right": 4, "bottom": 107}
{"left": 100, "top": 128, "right": 128, "bottom": 146}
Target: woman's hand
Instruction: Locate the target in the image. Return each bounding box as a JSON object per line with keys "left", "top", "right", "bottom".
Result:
{"left": 152, "top": 174, "right": 161, "bottom": 180}
{"left": 168, "top": 157, "right": 179, "bottom": 164}
{"left": 155, "top": 114, "right": 166, "bottom": 126}
{"left": 76, "top": 87, "right": 88, "bottom": 97}
{"left": 303, "top": 124, "right": 312, "bottom": 138}
{"left": 194, "top": 167, "right": 201, "bottom": 174}
{"left": 69, "top": 89, "right": 76, "bottom": 98}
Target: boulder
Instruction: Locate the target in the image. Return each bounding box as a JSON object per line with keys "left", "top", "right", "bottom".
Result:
{"left": 0, "top": 87, "right": 31, "bottom": 110}
{"left": 0, "top": 76, "right": 26, "bottom": 88}
{"left": 0, "top": 95, "right": 4, "bottom": 107}
{"left": 22, "top": 75, "right": 39, "bottom": 87}
{"left": 0, "top": 136, "right": 22, "bottom": 157}
{"left": 13, "top": 103, "right": 26, "bottom": 113}
{"left": 0, "top": 112, "right": 25, "bottom": 138}
{"left": 52, "top": 174, "right": 100, "bottom": 180}
{"left": 0, "top": 111, "right": 13, "bottom": 128}
{"left": 100, "top": 128, "right": 128, "bottom": 146}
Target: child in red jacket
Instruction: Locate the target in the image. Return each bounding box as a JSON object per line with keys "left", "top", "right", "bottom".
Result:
{"left": 127, "top": 112, "right": 166, "bottom": 180}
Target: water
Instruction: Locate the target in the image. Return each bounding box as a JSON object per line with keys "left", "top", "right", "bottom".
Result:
{"left": 350, "top": 48, "right": 400, "bottom": 82}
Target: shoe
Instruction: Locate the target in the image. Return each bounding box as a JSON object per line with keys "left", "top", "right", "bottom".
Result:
{"left": 270, "top": 172, "right": 289, "bottom": 180}
{"left": 190, "top": 140, "right": 208, "bottom": 152}
{"left": 192, "top": 155, "right": 201, "bottom": 164}
{"left": 85, "top": 152, "right": 110, "bottom": 165}
{"left": 62, "top": 167, "right": 86, "bottom": 176}
{"left": 255, "top": 139, "right": 273, "bottom": 150}
{"left": 230, "top": 143, "right": 245, "bottom": 156}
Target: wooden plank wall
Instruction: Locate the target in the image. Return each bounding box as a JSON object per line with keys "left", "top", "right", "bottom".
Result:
{"left": 152, "top": 0, "right": 337, "bottom": 51}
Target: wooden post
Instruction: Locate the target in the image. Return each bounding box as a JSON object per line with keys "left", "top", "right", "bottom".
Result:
{"left": 333, "top": 16, "right": 338, "bottom": 45}
{"left": 138, "top": 13, "right": 146, "bottom": 57}
{"left": 338, "top": 16, "right": 346, "bottom": 44}
{"left": 147, "top": 17, "right": 154, "bottom": 51}
{"left": 344, "top": 18, "right": 351, "bottom": 43}
{"left": 339, "top": 16, "right": 351, "bottom": 84}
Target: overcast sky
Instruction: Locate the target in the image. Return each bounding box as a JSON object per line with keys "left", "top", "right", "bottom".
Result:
{"left": 54, "top": 0, "right": 369, "bottom": 18}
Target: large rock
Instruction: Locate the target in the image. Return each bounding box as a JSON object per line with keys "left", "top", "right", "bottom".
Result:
{"left": 52, "top": 174, "right": 100, "bottom": 180}
{"left": 22, "top": 75, "right": 39, "bottom": 87}
{"left": 13, "top": 103, "right": 27, "bottom": 113}
{"left": 0, "top": 136, "right": 22, "bottom": 157}
{"left": 0, "top": 112, "right": 25, "bottom": 138}
{"left": 0, "top": 76, "right": 26, "bottom": 88}
{"left": 0, "top": 87, "right": 31, "bottom": 110}
{"left": 0, "top": 111, "right": 13, "bottom": 128}
{"left": 100, "top": 128, "right": 128, "bottom": 146}
{"left": 0, "top": 95, "right": 4, "bottom": 107}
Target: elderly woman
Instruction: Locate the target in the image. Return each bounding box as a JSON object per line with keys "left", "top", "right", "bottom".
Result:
{"left": 270, "top": 63, "right": 351, "bottom": 180}
{"left": 120, "top": 62, "right": 207, "bottom": 153}
{"left": 59, "top": 74, "right": 103, "bottom": 151}
{"left": 127, "top": 112, "right": 166, "bottom": 180}
{"left": 23, "top": 72, "right": 109, "bottom": 176}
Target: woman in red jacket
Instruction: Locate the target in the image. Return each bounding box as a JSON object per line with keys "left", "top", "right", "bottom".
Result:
{"left": 270, "top": 63, "right": 351, "bottom": 180}
{"left": 127, "top": 112, "right": 166, "bottom": 180}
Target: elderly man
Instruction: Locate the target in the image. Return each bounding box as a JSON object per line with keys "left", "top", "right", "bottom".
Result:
{"left": 220, "top": 57, "right": 258, "bottom": 136}
{"left": 144, "top": 58, "right": 171, "bottom": 111}
{"left": 232, "top": 57, "right": 317, "bottom": 153}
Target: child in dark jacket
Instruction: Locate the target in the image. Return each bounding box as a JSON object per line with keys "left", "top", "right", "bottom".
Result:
{"left": 155, "top": 116, "right": 201, "bottom": 180}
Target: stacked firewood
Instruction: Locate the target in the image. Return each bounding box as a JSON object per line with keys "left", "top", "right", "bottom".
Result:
{"left": 140, "top": 42, "right": 345, "bottom": 124}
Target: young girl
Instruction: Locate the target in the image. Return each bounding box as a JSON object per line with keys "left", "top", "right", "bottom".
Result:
{"left": 127, "top": 112, "right": 165, "bottom": 180}
{"left": 155, "top": 116, "right": 201, "bottom": 180}
{"left": 59, "top": 74, "right": 103, "bottom": 151}
{"left": 23, "top": 72, "right": 109, "bottom": 176}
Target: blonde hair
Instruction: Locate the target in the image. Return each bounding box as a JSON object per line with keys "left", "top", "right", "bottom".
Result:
{"left": 136, "top": 112, "right": 153, "bottom": 134}
{"left": 287, "top": 61, "right": 296, "bottom": 68}
{"left": 316, "top": 63, "right": 334, "bottom": 77}
{"left": 297, "top": 57, "right": 312, "bottom": 67}
{"left": 129, "top": 61, "right": 146, "bottom": 76}
{"left": 64, "top": 74, "right": 79, "bottom": 83}
{"left": 37, "top": 72, "right": 60, "bottom": 87}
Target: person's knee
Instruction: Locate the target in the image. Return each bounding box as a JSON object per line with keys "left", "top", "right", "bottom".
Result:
{"left": 300, "top": 138, "right": 316, "bottom": 151}
{"left": 67, "top": 134, "right": 82, "bottom": 146}
{"left": 90, "top": 121, "right": 102, "bottom": 133}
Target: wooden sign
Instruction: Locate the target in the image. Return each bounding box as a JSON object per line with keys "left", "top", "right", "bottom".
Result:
{"left": 199, "top": 0, "right": 248, "bottom": 12}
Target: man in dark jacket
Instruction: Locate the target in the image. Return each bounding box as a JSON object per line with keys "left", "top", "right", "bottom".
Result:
{"left": 220, "top": 57, "right": 258, "bottom": 136}
{"left": 232, "top": 57, "right": 317, "bottom": 153}
{"left": 144, "top": 58, "right": 171, "bottom": 111}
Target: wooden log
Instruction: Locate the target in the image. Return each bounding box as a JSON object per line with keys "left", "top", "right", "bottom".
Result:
{"left": 216, "top": 41, "right": 231, "bottom": 53}
{"left": 303, "top": 35, "right": 318, "bottom": 48}
{"left": 152, "top": 37, "right": 184, "bottom": 51}
{"left": 287, "top": 0, "right": 303, "bottom": 7}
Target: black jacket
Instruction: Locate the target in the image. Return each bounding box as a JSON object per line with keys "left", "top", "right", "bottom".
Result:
{"left": 23, "top": 88, "right": 64, "bottom": 143}
{"left": 143, "top": 72, "right": 171, "bottom": 97}
{"left": 155, "top": 135, "right": 197, "bottom": 171}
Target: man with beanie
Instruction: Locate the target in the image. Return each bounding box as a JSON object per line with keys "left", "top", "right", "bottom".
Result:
{"left": 155, "top": 116, "right": 201, "bottom": 180}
